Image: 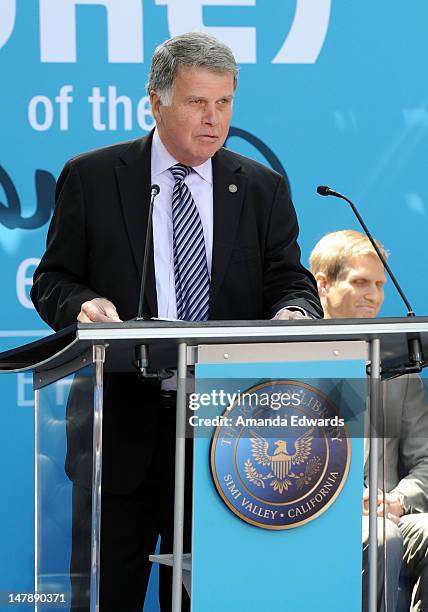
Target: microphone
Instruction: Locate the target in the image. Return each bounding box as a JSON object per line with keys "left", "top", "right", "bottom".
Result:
{"left": 133, "top": 184, "right": 172, "bottom": 380}
{"left": 317, "top": 185, "right": 340, "bottom": 197}
{"left": 136, "top": 184, "right": 160, "bottom": 320}
{"left": 316, "top": 185, "right": 425, "bottom": 375}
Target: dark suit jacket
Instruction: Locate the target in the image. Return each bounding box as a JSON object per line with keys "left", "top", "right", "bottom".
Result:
{"left": 31, "top": 132, "right": 322, "bottom": 493}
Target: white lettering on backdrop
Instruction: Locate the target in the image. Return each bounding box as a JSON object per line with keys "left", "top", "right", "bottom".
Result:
{"left": 0, "top": 0, "right": 331, "bottom": 64}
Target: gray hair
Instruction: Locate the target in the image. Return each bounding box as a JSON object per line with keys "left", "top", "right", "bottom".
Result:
{"left": 147, "top": 32, "right": 238, "bottom": 105}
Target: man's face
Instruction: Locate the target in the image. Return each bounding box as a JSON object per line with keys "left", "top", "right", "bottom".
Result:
{"left": 150, "top": 65, "right": 234, "bottom": 167}
{"left": 317, "top": 254, "right": 387, "bottom": 319}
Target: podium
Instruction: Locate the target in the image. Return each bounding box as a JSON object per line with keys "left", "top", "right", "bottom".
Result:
{"left": 0, "top": 317, "right": 427, "bottom": 612}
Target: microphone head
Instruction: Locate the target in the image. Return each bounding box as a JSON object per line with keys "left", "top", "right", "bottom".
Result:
{"left": 151, "top": 184, "right": 160, "bottom": 195}
{"left": 316, "top": 185, "right": 331, "bottom": 196}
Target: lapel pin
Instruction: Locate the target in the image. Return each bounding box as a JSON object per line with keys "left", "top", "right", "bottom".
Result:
{"left": 228, "top": 183, "right": 238, "bottom": 193}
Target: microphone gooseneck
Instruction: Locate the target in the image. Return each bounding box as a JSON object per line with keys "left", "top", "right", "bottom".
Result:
{"left": 133, "top": 184, "right": 172, "bottom": 380}
{"left": 316, "top": 185, "right": 425, "bottom": 376}
{"left": 316, "top": 185, "right": 414, "bottom": 316}
{"left": 137, "top": 185, "right": 160, "bottom": 320}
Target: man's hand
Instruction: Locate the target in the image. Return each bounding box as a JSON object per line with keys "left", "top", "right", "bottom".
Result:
{"left": 77, "top": 297, "right": 122, "bottom": 323}
{"left": 271, "top": 307, "right": 311, "bottom": 321}
{"left": 362, "top": 488, "right": 405, "bottom": 525}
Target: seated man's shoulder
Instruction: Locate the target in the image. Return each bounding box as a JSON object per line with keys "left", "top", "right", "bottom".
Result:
{"left": 386, "top": 373, "right": 425, "bottom": 401}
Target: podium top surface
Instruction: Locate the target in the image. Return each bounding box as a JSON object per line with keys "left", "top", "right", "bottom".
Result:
{"left": 0, "top": 317, "right": 427, "bottom": 374}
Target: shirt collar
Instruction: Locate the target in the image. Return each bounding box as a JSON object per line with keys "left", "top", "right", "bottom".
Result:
{"left": 152, "top": 128, "right": 212, "bottom": 185}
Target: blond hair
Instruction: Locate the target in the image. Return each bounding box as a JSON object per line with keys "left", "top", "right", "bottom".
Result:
{"left": 309, "top": 230, "right": 388, "bottom": 281}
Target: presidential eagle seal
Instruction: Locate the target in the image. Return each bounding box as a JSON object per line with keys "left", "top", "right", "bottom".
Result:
{"left": 210, "top": 381, "right": 350, "bottom": 529}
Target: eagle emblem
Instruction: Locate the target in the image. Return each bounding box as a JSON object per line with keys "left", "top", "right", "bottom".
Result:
{"left": 245, "top": 427, "right": 321, "bottom": 494}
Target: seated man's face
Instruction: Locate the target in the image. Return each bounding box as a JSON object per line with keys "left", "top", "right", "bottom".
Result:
{"left": 318, "top": 254, "right": 386, "bottom": 319}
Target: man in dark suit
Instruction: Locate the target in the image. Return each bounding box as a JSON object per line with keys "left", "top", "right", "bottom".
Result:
{"left": 31, "top": 32, "right": 322, "bottom": 611}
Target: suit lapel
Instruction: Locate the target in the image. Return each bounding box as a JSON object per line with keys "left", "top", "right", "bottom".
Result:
{"left": 115, "top": 134, "right": 158, "bottom": 317}
{"left": 210, "top": 149, "right": 247, "bottom": 310}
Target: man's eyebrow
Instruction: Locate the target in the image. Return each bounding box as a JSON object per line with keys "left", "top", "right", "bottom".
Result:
{"left": 351, "top": 275, "right": 386, "bottom": 283}
{"left": 185, "top": 94, "right": 234, "bottom": 101}
{"left": 184, "top": 95, "right": 205, "bottom": 102}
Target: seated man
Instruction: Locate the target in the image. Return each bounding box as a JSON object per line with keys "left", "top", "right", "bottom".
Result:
{"left": 309, "top": 229, "right": 428, "bottom": 612}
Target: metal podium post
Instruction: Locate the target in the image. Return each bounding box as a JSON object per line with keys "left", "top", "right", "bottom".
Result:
{"left": 172, "top": 342, "right": 188, "bottom": 612}
{"left": 368, "top": 338, "right": 381, "bottom": 612}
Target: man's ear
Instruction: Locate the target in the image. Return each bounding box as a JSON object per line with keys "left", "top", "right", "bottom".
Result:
{"left": 314, "top": 272, "right": 329, "bottom": 297}
{"left": 150, "top": 90, "right": 162, "bottom": 123}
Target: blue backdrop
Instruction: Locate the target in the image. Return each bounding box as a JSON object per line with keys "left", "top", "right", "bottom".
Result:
{"left": 1, "top": 1, "right": 427, "bottom": 609}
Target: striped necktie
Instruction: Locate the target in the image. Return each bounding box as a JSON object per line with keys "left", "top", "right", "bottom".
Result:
{"left": 170, "top": 163, "right": 210, "bottom": 321}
